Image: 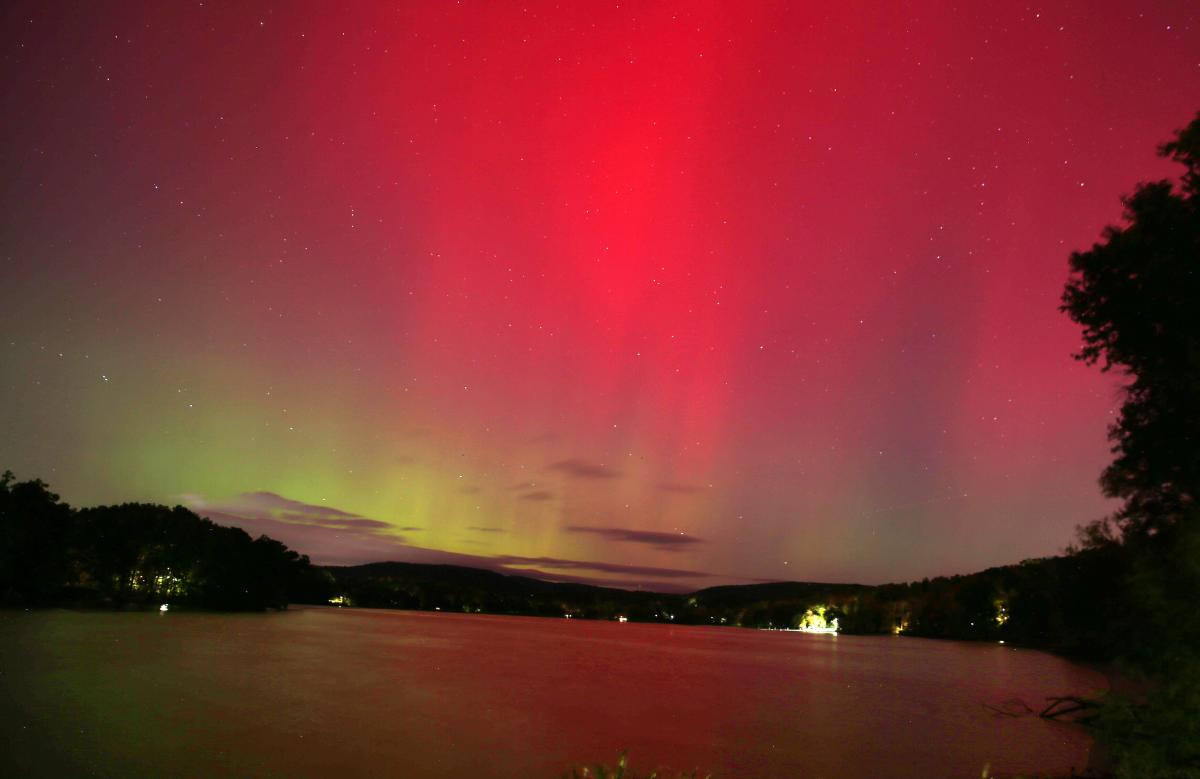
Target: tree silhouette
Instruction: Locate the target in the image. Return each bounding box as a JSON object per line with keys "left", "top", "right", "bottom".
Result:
{"left": 1, "top": 471, "right": 324, "bottom": 610}
{"left": 1061, "top": 113, "right": 1200, "bottom": 539}
{"left": 0, "top": 471, "right": 74, "bottom": 604}
{"left": 1062, "top": 114, "right": 1200, "bottom": 777}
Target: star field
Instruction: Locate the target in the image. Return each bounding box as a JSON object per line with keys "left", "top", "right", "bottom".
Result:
{"left": 1, "top": 0, "right": 1198, "bottom": 588}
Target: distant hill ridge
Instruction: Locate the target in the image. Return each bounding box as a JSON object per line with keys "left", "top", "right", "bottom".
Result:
{"left": 1, "top": 468, "right": 1124, "bottom": 659}
{"left": 327, "top": 560, "right": 859, "bottom": 597}
{"left": 317, "top": 554, "right": 1118, "bottom": 660}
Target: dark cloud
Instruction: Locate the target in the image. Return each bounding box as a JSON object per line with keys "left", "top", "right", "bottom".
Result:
{"left": 547, "top": 458, "right": 622, "bottom": 479}
{"left": 394, "top": 526, "right": 423, "bottom": 532}
{"left": 658, "top": 482, "right": 705, "bottom": 494}
{"left": 184, "top": 490, "right": 735, "bottom": 589}
{"left": 191, "top": 508, "right": 411, "bottom": 565}
{"left": 564, "top": 525, "right": 705, "bottom": 550}
{"left": 493, "top": 554, "right": 707, "bottom": 579}
{"left": 274, "top": 510, "right": 394, "bottom": 530}
{"left": 456, "top": 485, "right": 483, "bottom": 495}
{"left": 182, "top": 492, "right": 408, "bottom": 564}
{"left": 308, "top": 517, "right": 394, "bottom": 530}
{"left": 242, "top": 491, "right": 362, "bottom": 519}
{"left": 519, "top": 490, "right": 554, "bottom": 501}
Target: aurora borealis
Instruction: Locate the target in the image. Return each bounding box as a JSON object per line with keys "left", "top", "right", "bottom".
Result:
{"left": 2, "top": 1, "right": 1197, "bottom": 589}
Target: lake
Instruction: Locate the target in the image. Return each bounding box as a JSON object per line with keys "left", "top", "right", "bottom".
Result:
{"left": 0, "top": 606, "right": 1105, "bottom": 778}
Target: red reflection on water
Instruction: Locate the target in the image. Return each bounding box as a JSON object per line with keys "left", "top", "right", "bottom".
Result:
{"left": 0, "top": 608, "right": 1105, "bottom": 778}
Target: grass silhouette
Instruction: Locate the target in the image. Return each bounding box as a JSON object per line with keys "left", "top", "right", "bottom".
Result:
{"left": 563, "top": 752, "right": 711, "bottom": 779}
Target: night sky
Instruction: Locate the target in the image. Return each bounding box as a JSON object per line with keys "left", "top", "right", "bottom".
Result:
{"left": 2, "top": 2, "right": 1197, "bottom": 590}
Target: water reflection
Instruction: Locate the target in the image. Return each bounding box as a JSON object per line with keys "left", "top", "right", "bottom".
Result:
{"left": 0, "top": 607, "right": 1105, "bottom": 778}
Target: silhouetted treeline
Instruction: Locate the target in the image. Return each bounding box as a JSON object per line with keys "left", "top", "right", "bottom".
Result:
{"left": 1056, "top": 111, "right": 1200, "bottom": 775}
{"left": 313, "top": 553, "right": 1132, "bottom": 660}
{"left": 0, "top": 465, "right": 1178, "bottom": 665}
{"left": 0, "top": 471, "right": 330, "bottom": 610}
{"left": 691, "top": 551, "right": 1130, "bottom": 658}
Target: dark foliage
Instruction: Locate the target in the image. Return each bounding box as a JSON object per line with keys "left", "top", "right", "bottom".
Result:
{"left": 0, "top": 465, "right": 1176, "bottom": 666}
{"left": 1061, "top": 113, "right": 1200, "bottom": 539}
{"left": 317, "top": 554, "right": 1130, "bottom": 659}
{"left": 1059, "top": 113, "right": 1200, "bottom": 778}
{"left": 0, "top": 471, "right": 323, "bottom": 610}
{"left": 0, "top": 472, "right": 73, "bottom": 604}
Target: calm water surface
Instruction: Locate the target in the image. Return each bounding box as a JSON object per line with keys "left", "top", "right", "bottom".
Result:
{"left": 0, "top": 607, "right": 1106, "bottom": 778}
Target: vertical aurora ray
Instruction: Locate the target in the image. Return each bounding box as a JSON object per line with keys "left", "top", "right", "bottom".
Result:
{"left": 2, "top": 0, "right": 1196, "bottom": 586}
